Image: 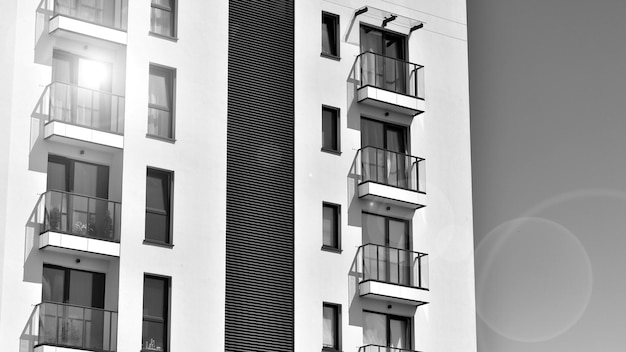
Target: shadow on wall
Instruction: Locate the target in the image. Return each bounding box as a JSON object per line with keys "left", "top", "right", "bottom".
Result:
{"left": 30, "top": 85, "right": 50, "bottom": 174}
{"left": 24, "top": 194, "right": 44, "bottom": 284}
{"left": 34, "top": 0, "right": 54, "bottom": 66}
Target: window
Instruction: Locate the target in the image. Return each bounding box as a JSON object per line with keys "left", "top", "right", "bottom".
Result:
{"left": 323, "top": 303, "right": 341, "bottom": 351}
{"left": 363, "top": 311, "right": 411, "bottom": 350}
{"left": 321, "top": 12, "right": 340, "bottom": 58}
{"left": 142, "top": 275, "right": 170, "bottom": 352}
{"left": 148, "top": 64, "right": 176, "bottom": 140}
{"left": 150, "top": 0, "right": 177, "bottom": 38}
{"left": 322, "top": 106, "right": 340, "bottom": 153}
{"left": 146, "top": 168, "right": 173, "bottom": 245}
{"left": 322, "top": 202, "right": 341, "bottom": 251}
{"left": 43, "top": 264, "right": 105, "bottom": 308}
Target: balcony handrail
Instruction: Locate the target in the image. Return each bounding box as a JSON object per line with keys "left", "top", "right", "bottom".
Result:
{"left": 49, "top": 0, "right": 128, "bottom": 31}
{"left": 36, "top": 301, "right": 118, "bottom": 352}
{"left": 358, "top": 243, "right": 427, "bottom": 257}
{"left": 359, "top": 344, "right": 421, "bottom": 352}
{"left": 356, "top": 146, "right": 426, "bottom": 194}
{"left": 358, "top": 146, "right": 424, "bottom": 162}
{"left": 358, "top": 243, "right": 429, "bottom": 290}
{"left": 48, "top": 81, "right": 125, "bottom": 99}
{"left": 46, "top": 81, "right": 125, "bottom": 135}
{"left": 44, "top": 189, "right": 121, "bottom": 205}
{"left": 41, "top": 189, "right": 121, "bottom": 242}
{"left": 356, "top": 51, "right": 425, "bottom": 99}
{"left": 357, "top": 50, "right": 424, "bottom": 69}
{"left": 37, "top": 301, "right": 118, "bottom": 314}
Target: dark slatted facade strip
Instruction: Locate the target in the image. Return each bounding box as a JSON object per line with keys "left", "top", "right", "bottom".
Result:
{"left": 225, "top": 0, "right": 294, "bottom": 351}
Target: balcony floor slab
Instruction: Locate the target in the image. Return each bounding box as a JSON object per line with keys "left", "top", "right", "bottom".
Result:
{"left": 360, "top": 280, "right": 429, "bottom": 306}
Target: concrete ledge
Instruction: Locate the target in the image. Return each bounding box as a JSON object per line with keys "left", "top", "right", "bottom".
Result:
{"left": 357, "top": 86, "right": 425, "bottom": 116}
{"left": 358, "top": 182, "right": 426, "bottom": 209}
{"left": 360, "top": 280, "right": 429, "bottom": 306}
{"left": 49, "top": 15, "right": 127, "bottom": 45}
{"left": 44, "top": 121, "right": 123, "bottom": 150}
{"left": 40, "top": 231, "right": 120, "bottom": 257}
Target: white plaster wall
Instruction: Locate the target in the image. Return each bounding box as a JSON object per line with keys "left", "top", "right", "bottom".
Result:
{"left": 117, "top": 0, "right": 228, "bottom": 351}
{"left": 295, "top": 1, "right": 476, "bottom": 351}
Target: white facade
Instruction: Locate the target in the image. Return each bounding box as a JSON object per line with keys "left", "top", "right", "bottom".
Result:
{"left": 295, "top": 1, "right": 476, "bottom": 351}
{"left": 0, "top": 0, "right": 474, "bottom": 351}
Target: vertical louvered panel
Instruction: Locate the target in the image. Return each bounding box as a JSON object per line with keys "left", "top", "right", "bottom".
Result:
{"left": 225, "top": 0, "right": 294, "bottom": 351}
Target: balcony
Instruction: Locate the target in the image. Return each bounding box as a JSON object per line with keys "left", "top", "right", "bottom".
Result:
{"left": 43, "top": 82, "right": 125, "bottom": 150}
{"left": 37, "top": 190, "right": 121, "bottom": 257}
{"left": 357, "top": 244, "right": 429, "bottom": 305}
{"left": 359, "top": 345, "right": 420, "bottom": 352}
{"left": 356, "top": 52, "right": 425, "bottom": 116}
{"left": 356, "top": 147, "right": 426, "bottom": 209}
{"left": 34, "top": 302, "right": 117, "bottom": 352}
{"left": 45, "top": 0, "right": 128, "bottom": 45}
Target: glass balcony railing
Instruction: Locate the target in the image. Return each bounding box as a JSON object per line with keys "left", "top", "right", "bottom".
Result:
{"left": 357, "top": 146, "right": 426, "bottom": 193}
{"left": 358, "top": 243, "right": 429, "bottom": 290}
{"left": 47, "top": 82, "right": 125, "bottom": 134}
{"left": 36, "top": 302, "right": 117, "bottom": 352}
{"left": 42, "top": 190, "right": 121, "bottom": 242}
{"left": 52, "top": 0, "right": 128, "bottom": 31}
{"left": 359, "top": 344, "right": 420, "bottom": 352}
{"left": 357, "top": 51, "right": 425, "bottom": 99}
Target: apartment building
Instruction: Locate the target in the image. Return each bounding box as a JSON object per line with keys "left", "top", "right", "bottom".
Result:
{"left": 0, "top": 1, "right": 475, "bottom": 351}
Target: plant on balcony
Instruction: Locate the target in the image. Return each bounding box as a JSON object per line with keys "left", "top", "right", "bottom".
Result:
{"left": 60, "top": 320, "right": 81, "bottom": 347}
{"left": 47, "top": 207, "right": 62, "bottom": 232}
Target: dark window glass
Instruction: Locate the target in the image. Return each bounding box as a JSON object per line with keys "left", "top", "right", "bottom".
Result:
{"left": 150, "top": 0, "right": 176, "bottom": 37}
{"left": 322, "top": 12, "right": 340, "bottom": 57}
{"left": 322, "top": 203, "right": 340, "bottom": 250}
{"left": 322, "top": 106, "right": 340, "bottom": 152}
{"left": 146, "top": 168, "right": 172, "bottom": 244}
{"left": 42, "top": 264, "right": 105, "bottom": 309}
{"left": 323, "top": 303, "right": 341, "bottom": 350}
{"left": 143, "top": 275, "right": 169, "bottom": 352}
{"left": 148, "top": 65, "right": 175, "bottom": 139}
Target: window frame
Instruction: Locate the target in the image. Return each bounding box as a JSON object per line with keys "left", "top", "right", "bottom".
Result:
{"left": 321, "top": 11, "right": 340, "bottom": 60}
{"left": 142, "top": 274, "right": 171, "bottom": 352}
{"left": 149, "top": 0, "right": 178, "bottom": 40}
{"left": 321, "top": 105, "right": 341, "bottom": 154}
{"left": 145, "top": 167, "right": 174, "bottom": 247}
{"left": 147, "top": 63, "right": 177, "bottom": 141}
{"left": 322, "top": 302, "right": 342, "bottom": 351}
{"left": 322, "top": 202, "right": 341, "bottom": 253}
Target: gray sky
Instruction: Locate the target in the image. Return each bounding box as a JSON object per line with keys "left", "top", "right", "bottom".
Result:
{"left": 467, "top": 0, "right": 626, "bottom": 350}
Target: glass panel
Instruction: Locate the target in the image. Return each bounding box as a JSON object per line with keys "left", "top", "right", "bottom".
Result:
{"left": 142, "top": 321, "right": 165, "bottom": 351}
{"left": 152, "top": 0, "right": 172, "bottom": 9}
{"left": 145, "top": 212, "right": 169, "bottom": 243}
{"left": 61, "top": 305, "right": 84, "bottom": 348}
{"left": 85, "top": 308, "right": 105, "bottom": 351}
{"left": 39, "top": 303, "right": 59, "bottom": 345}
{"left": 73, "top": 162, "right": 99, "bottom": 197}
{"left": 43, "top": 267, "right": 65, "bottom": 303}
{"left": 389, "top": 317, "right": 409, "bottom": 349}
{"left": 47, "top": 159, "right": 68, "bottom": 192}
{"left": 362, "top": 213, "right": 385, "bottom": 246}
{"left": 322, "top": 305, "right": 336, "bottom": 348}
{"left": 322, "top": 15, "right": 337, "bottom": 56}
{"left": 148, "top": 107, "right": 172, "bottom": 138}
{"left": 363, "top": 312, "right": 386, "bottom": 346}
{"left": 146, "top": 171, "right": 168, "bottom": 211}
{"left": 322, "top": 108, "right": 337, "bottom": 150}
{"left": 322, "top": 205, "right": 337, "bottom": 247}
{"left": 143, "top": 277, "right": 165, "bottom": 319}
{"left": 151, "top": 7, "right": 173, "bottom": 36}
{"left": 68, "top": 270, "right": 93, "bottom": 307}
{"left": 388, "top": 220, "right": 408, "bottom": 249}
